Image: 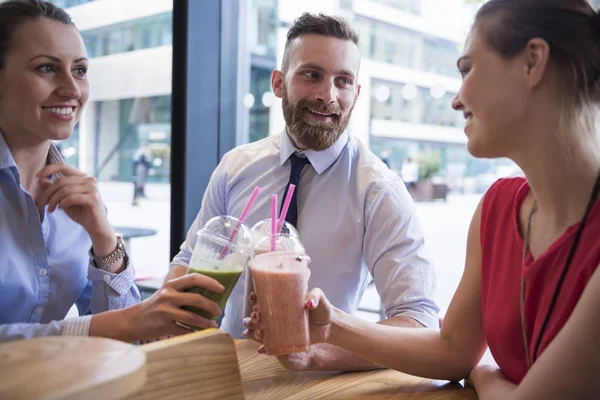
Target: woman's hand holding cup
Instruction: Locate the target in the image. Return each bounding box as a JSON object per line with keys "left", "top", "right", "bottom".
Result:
{"left": 243, "top": 287, "right": 337, "bottom": 350}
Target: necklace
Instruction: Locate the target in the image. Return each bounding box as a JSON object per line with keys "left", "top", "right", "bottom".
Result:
{"left": 520, "top": 199, "right": 538, "bottom": 369}
{"left": 520, "top": 172, "right": 600, "bottom": 369}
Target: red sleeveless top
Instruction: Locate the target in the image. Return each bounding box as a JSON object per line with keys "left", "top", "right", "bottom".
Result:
{"left": 480, "top": 178, "right": 600, "bottom": 383}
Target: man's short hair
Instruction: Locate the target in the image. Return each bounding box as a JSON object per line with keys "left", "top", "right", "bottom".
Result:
{"left": 281, "top": 12, "right": 359, "bottom": 74}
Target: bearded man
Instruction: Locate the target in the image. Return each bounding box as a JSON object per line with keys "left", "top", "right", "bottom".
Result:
{"left": 166, "top": 12, "right": 439, "bottom": 372}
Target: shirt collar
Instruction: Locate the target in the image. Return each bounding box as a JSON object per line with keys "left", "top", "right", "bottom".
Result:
{"left": 279, "top": 128, "right": 349, "bottom": 175}
{"left": 0, "top": 130, "right": 64, "bottom": 171}
{"left": 0, "top": 130, "right": 14, "bottom": 170}
{"left": 47, "top": 142, "right": 64, "bottom": 165}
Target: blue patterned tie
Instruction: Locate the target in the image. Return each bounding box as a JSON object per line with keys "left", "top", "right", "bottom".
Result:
{"left": 280, "top": 154, "right": 310, "bottom": 228}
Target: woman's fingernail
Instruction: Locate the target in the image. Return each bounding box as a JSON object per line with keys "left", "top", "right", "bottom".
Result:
{"left": 305, "top": 299, "right": 316, "bottom": 309}
{"left": 249, "top": 293, "right": 255, "bottom": 302}
{"left": 251, "top": 312, "right": 257, "bottom": 320}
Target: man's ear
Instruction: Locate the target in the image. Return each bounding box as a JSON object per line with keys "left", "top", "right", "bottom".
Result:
{"left": 272, "top": 69, "right": 284, "bottom": 99}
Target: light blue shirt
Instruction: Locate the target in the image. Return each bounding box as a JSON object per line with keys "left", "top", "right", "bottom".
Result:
{"left": 172, "top": 130, "right": 439, "bottom": 337}
{"left": 0, "top": 133, "right": 140, "bottom": 342}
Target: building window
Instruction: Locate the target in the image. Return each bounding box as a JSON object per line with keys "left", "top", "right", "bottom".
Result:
{"left": 250, "top": 0, "right": 278, "bottom": 57}
{"left": 369, "top": 136, "right": 472, "bottom": 179}
{"left": 249, "top": 67, "right": 272, "bottom": 143}
{"left": 369, "top": 21, "right": 417, "bottom": 69}
{"left": 55, "top": 125, "right": 80, "bottom": 168}
{"left": 421, "top": 90, "right": 462, "bottom": 127}
{"left": 421, "top": 37, "right": 460, "bottom": 77}
{"left": 371, "top": 0, "right": 421, "bottom": 15}
{"left": 356, "top": 17, "right": 460, "bottom": 78}
{"left": 51, "top": 0, "right": 95, "bottom": 8}
{"left": 371, "top": 79, "right": 461, "bottom": 127}
{"left": 81, "top": 12, "right": 173, "bottom": 58}
{"left": 92, "top": 96, "right": 171, "bottom": 183}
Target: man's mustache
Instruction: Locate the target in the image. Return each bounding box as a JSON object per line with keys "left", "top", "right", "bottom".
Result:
{"left": 297, "top": 100, "right": 341, "bottom": 116}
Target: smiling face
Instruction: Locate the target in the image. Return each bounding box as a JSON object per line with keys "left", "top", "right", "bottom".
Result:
{"left": 452, "top": 25, "right": 532, "bottom": 158}
{"left": 0, "top": 18, "right": 89, "bottom": 145}
{"left": 272, "top": 34, "right": 361, "bottom": 151}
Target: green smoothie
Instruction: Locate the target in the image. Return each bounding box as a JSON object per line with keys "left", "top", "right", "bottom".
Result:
{"left": 183, "top": 267, "right": 243, "bottom": 328}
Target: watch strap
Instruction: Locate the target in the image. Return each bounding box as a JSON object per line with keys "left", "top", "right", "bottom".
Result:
{"left": 91, "top": 234, "right": 127, "bottom": 270}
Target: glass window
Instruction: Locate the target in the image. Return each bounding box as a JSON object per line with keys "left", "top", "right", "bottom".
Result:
{"left": 369, "top": 21, "right": 417, "bottom": 69}
{"left": 420, "top": 90, "right": 462, "bottom": 127}
{"left": 357, "top": 17, "right": 459, "bottom": 76}
{"left": 54, "top": 126, "right": 80, "bottom": 168}
{"left": 421, "top": 37, "right": 460, "bottom": 77}
{"left": 249, "top": 68, "right": 273, "bottom": 143}
{"left": 371, "top": 80, "right": 417, "bottom": 123}
{"left": 47, "top": 1, "right": 174, "bottom": 282}
{"left": 81, "top": 12, "right": 173, "bottom": 58}
{"left": 371, "top": 0, "right": 421, "bottom": 15}
{"left": 354, "top": 18, "right": 373, "bottom": 58}
{"left": 52, "top": 0, "right": 95, "bottom": 8}
{"left": 235, "top": 0, "right": 486, "bottom": 322}
{"left": 250, "top": 0, "right": 278, "bottom": 57}
{"left": 371, "top": 79, "right": 460, "bottom": 127}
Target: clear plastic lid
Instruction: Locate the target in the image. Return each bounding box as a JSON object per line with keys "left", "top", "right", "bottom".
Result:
{"left": 255, "top": 234, "right": 306, "bottom": 256}
{"left": 198, "top": 215, "right": 253, "bottom": 255}
{"left": 251, "top": 218, "right": 300, "bottom": 239}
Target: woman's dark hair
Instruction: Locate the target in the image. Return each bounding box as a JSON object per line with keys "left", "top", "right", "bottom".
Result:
{"left": 476, "top": 0, "right": 600, "bottom": 106}
{"left": 0, "top": 0, "right": 73, "bottom": 70}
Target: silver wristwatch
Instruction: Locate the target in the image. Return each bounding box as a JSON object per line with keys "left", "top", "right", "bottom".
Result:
{"left": 91, "top": 234, "right": 127, "bottom": 270}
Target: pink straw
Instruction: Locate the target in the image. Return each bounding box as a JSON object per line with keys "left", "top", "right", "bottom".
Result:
{"left": 271, "top": 194, "right": 277, "bottom": 251}
{"left": 219, "top": 186, "right": 261, "bottom": 259}
{"left": 277, "top": 184, "right": 295, "bottom": 233}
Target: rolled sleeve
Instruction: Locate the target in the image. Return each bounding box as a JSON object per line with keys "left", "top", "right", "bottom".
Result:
{"left": 364, "top": 179, "right": 440, "bottom": 329}
{"left": 0, "top": 315, "right": 93, "bottom": 342}
{"left": 0, "top": 321, "right": 63, "bottom": 342}
{"left": 88, "top": 255, "right": 140, "bottom": 312}
{"left": 61, "top": 315, "right": 93, "bottom": 337}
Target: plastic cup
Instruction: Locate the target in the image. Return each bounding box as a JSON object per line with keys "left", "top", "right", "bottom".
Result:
{"left": 182, "top": 216, "right": 253, "bottom": 330}
{"left": 250, "top": 236, "right": 310, "bottom": 355}
{"left": 242, "top": 219, "right": 302, "bottom": 319}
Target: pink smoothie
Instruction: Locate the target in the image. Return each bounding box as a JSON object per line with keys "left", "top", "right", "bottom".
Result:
{"left": 243, "top": 248, "right": 268, "bottom": 319}
{"left": 251, "top": 261, "right": 309, "bottom": 355}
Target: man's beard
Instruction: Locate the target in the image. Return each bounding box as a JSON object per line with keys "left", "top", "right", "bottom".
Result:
{"left": 282, "top": 86, "right": 354, "bottom": 151}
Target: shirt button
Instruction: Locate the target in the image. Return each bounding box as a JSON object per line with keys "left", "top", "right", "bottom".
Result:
{"left": 39, "top": 268, "right": 48, "bottom": 276}
{"left": 34, "top": 307, "right": 44, "bottom": 315}
{"left": 103, "top": 275, "right": 111, "bottom": 283}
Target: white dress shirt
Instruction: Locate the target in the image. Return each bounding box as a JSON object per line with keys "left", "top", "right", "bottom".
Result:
{"left": 171, "top": 130, "right": 439, "bottom": 337}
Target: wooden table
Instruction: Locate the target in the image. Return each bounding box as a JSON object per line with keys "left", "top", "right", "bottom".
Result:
{"left": 0, "top": 337, "right": 146, "bottom": 400}
{"left": 235, "top": 340, "right": 477, "bottom": 400}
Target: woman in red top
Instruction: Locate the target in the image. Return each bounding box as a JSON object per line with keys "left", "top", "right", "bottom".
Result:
{"left": 244, "top": 0, "right": 600, "bottom": 398}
